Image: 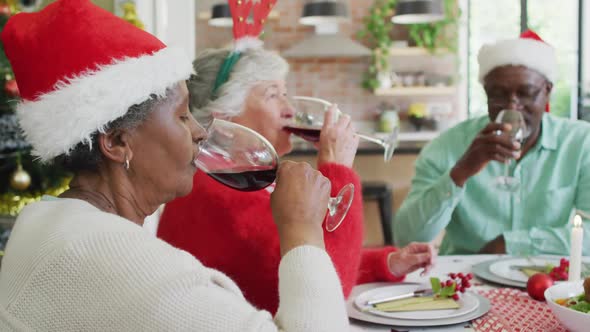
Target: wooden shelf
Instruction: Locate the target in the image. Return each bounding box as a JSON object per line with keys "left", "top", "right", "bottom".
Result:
{"left": 388, "top": 47, "right": 450, "bottom": 57}
{"left": 374, "top": 86, "right": 456, "bottom": 97}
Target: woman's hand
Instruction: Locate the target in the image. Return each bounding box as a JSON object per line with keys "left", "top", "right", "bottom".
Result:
{"left": 271, "top": 161, "right": 332, "bottom": 256}
{"left": 317, "top": 106, "right": 359, "bottom": 168}
{"left": 387, "top": 242, "right": 437, "bottom": 278}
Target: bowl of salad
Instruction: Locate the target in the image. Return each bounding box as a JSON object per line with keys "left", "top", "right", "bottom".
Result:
{"left": 545, "top": 278, "right": 590, "bottom": 332}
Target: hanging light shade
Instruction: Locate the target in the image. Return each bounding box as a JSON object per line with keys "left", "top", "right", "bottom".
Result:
{"left": 391, "top": 0, "right": 445, "bottom": 24}
{"left": 299, "top": 1, "right": 348, "bottom": 26}
{"left": 19, "top": 0, "right": 42, "bottom": 12}
{"left": 208, "top": 3, "right": 233, "bottom": 27}
{"left": 285, "top": 1, "right": 370, "bottom": 58}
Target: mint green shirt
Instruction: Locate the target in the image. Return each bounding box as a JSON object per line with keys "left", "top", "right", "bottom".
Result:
{"left": 394, "top": 114, "right": 590, "bottom": 255}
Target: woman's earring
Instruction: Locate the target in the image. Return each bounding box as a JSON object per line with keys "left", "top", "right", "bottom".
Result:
{"left": 124, "top": 158, "right": 130, "bottom": 170}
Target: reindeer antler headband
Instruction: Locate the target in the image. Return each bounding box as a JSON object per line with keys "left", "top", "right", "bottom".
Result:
{"left": 212, "top": 0, "right": 278, "bottom": 97}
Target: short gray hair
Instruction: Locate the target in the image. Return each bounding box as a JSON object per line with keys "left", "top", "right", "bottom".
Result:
{"left": 53, "top": 90, "right": 170, "bottom": 172}
{"left": 189, "top": 47, "right": 289, "bottom": 123}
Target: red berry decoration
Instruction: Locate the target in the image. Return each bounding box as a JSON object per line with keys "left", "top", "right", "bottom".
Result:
{"left": 527, "top": 273, "right": 554, "bottom": 301}
{"left": 4, "top": 79, "right": 19, "bottom": 97}
{"left": 430, "top": 272, "right": 474, "bottom": 301}
{"left": 547, "top": 258, "right": 570, "bottom": 281}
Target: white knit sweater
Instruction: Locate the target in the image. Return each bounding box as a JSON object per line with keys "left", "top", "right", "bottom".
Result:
{"left": 0, "top": 198, "right": 349, "bottom": 331}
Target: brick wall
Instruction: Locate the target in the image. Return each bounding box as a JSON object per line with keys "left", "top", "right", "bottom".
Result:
{"left": 196, "top": 1, "right": 457, "bottom": 126}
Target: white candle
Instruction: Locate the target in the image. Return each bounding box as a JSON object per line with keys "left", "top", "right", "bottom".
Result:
{"left": 569, "top": 215, "right": 584, "bottom": 282}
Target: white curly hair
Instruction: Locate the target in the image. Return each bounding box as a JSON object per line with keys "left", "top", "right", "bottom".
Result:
{"left": 189, "top": 47, "right": 289, "bottom": 124}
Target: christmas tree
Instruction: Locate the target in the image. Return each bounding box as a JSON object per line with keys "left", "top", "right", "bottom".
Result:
{"left": 0, "top": 1, "right": 70, "bottom": 218}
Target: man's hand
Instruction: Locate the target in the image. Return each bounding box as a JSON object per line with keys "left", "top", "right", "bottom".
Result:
{"left": 387, "top": 242, "right": 437, "bottom": 278}
{"left": 479, "top": 235, "right": 506, "bottom": 254}
{"left": 271, "top": 161, "right": 331, "bottom": 256}
{"left": 450, "top": 123, "right": 521, "bottom": 187}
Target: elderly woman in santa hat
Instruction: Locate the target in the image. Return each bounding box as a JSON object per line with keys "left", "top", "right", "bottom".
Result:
{"left": 395, "top": 30, "right": 590, "bottom": 256}
{"left": 0, "top": 0, "right": 351, "bottom": 330}
{"left": 157, "top": 6, "right": 435, "bottom": 316}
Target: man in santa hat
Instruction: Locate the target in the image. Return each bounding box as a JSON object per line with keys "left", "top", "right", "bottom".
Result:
{"left": 394, "top": 30, "right": 590, "bottom": 256}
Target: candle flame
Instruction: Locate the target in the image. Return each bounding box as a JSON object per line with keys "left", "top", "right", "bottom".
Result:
{"left": 574, "top": 215, "right": 583, "bottom": 227}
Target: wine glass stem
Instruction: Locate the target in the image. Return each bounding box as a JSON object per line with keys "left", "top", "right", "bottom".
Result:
{"left": 327, "top": 196, "right": 342, "bottom": 216}
{"left": 355, "top": 133, "right": 383, "bottom": 146}
{"left": 504, "top": 159, "right": 512, "bottom": 178}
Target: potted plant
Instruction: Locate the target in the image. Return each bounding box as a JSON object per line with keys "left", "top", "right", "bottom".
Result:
{"left": 358, "top": 0, "right": 461, "bottom": 92}
{"left": 407, "top": 103, "right": 428, "bottom": 131}
{"left": 408, "top": 0, "right": 460, "bottom": 53}
{"left": 357, "top": 0, "right": 398, "bottom": 91}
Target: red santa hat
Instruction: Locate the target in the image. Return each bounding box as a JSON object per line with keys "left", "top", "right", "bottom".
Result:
{"left": 478, "top": 29, "right": 557, "bottom": 84}
{"left": 1, "top": 0, "right": 192, "bottom": 162}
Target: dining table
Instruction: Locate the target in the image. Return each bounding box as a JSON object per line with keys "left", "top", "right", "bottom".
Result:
{"left": 349, "top": 254, "right": 570, "bottom": 332}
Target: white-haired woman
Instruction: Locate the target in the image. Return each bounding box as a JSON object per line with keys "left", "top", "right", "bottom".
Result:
{"left": 158, "top": 47, "right": 435, "bottom": 314}
{"left": 0, "top": 1, "right": 349, "bottom": 330}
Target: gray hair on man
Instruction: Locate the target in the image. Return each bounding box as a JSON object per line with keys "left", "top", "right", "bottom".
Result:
{"left": 189, "top": 47, "right": 289, "bottom": 124}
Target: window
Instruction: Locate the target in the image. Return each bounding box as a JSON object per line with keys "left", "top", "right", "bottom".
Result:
{"left": 467, "top": 0, "right": 580, "bottom": 119}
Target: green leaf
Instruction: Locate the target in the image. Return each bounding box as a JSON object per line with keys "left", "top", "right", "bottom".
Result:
{"left": 545, "top": 264, "right": 554, "bottom": 274}
{"left": 440, "top": 284, "right": 456, "bottom": 298}
{"left": 570, "top": 300, "right": 590, "bottom": 313}
{"left": 430, "top": 277, "right": 441, "bottom": 294}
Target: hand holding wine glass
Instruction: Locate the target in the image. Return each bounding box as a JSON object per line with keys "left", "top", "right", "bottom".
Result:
{"left": 450, "top": 122, "right": 520, "bottom": 187}
{"left": 317, "top": 106, "right": 359, "bottom": 168}
{"left": 271, "top": 161, "right": 331, "bottom": 256}
{"left": 493, "top": 109, "right": 529, "bottom": 191}
{"left": 284, "top": 96, "right": 399, "bottom": 162}
{"left": 194, "top": 119, "right": 354, "bottom": 232}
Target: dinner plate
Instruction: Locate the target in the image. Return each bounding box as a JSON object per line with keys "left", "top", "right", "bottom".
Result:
{"left": 354, "top": 283, "right": 479, "bottom": 320}
{"left": 473, "top": 256, "right": 590, "bottom": 288}
{"left": 348, "top": 283, "right": 491, "bottom": 327}
{"left": 471, "top": 258, "right": 527, "bottom": 288}
{"left": 489, "top": 257, "right": 558, "bottom": 283}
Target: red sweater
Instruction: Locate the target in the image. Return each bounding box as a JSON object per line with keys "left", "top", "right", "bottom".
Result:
{"left": 158, "top": 163, "right": 402, "bottom": 313}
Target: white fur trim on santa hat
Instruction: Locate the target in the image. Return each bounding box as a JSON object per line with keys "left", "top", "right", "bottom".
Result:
{"left": 17, "top": 47, "right": 193, "bottom": 162}
{"left": 478, "top": 38, "right": 557, "bottom": 83}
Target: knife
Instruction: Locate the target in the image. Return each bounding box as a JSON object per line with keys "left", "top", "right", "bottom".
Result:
{"left": 367, "top": 288, "right": 434, "bottom": 306}
{"left": 510, "top": 265, "right": 547, "bottom": 272}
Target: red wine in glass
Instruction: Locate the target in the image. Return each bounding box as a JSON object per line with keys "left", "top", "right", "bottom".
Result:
{"left": 207, "top": 165, "right": 277, "bottom": 192}
{"left": 284, "top": 125, "right": 321, "bottom": 142}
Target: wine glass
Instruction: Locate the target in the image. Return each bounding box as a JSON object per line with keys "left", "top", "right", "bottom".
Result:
{"left": 493, "top": 109, "right": 528, "bottom": 192}
{"left": 194, "top": 119, "right": 353, "bottom": 232}
{"left": 284, "top": 96, "right": 399, "bottom": 162}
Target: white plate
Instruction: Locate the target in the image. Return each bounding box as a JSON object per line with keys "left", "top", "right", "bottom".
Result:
{"left": 354, "top": 284, "right": 479, "bottom": 320}
{"left": 348, "top": 283, "right": 491, "bottom": 327}
{"left": 489, "top": 258, "right": 558, "bottom": 283}
{"left": 472, "top": 258, "right": 527, "bottom": 288}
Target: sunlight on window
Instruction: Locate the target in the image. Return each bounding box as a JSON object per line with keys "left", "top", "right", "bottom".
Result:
{"left": 468, "top": 0, "right": 520, "bottom": 117}
{"left": 528, "top": 0, "right": 578, "bottom": 118}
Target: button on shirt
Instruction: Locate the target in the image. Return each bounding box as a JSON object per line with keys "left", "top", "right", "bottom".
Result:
{"left": 394, "top": 114, "right": 590, "bottom": 255}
